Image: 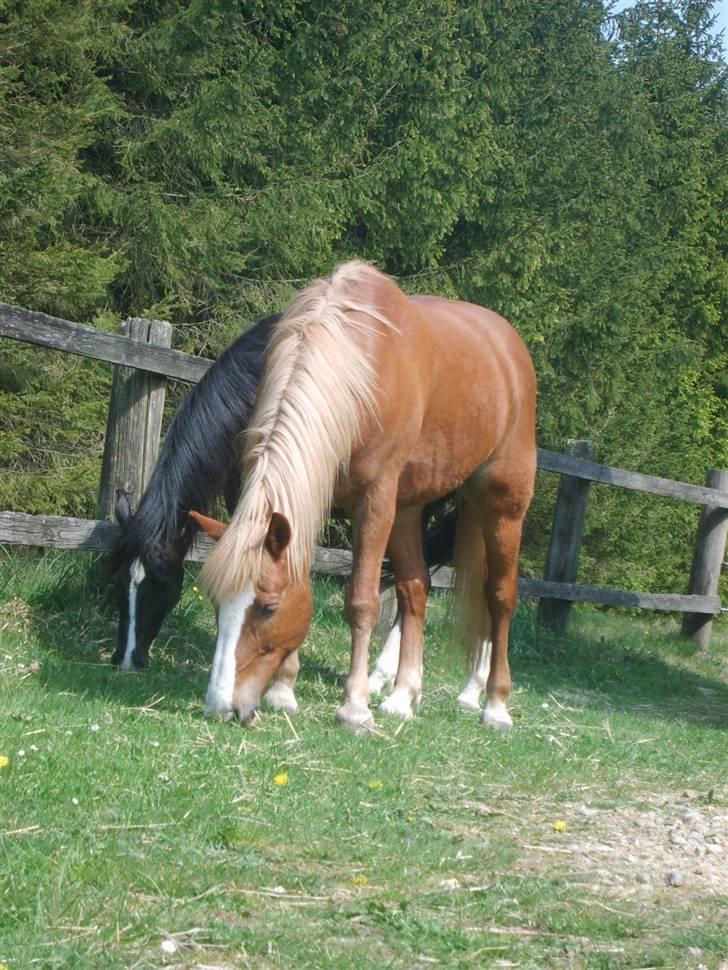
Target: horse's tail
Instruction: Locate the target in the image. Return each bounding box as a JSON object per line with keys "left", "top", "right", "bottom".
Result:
{"left": 451, "top": 496, "right": 487, "bottom": 667}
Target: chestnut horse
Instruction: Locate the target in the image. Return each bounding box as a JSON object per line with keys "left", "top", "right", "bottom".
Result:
{"left": 194, "top": 261, "right": 536, "bottom": 731}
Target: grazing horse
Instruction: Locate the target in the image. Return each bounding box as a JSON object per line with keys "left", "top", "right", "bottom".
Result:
{"left": 194, "top": 261, "right": 536, "bottom": 731}
{"left": 109, "top": 309, "right": 455, "bottom": 717}
{"left": 109, "top": 313, "right": 278, "bottom": 671}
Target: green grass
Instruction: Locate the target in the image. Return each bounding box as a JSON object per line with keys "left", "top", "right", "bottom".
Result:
{"left": 1, "top": 548, "right": 727, "bottom": 969}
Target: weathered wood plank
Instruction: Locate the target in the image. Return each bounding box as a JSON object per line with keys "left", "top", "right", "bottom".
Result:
{"left": 97, "top": 319, "right": 173, "bottom": 520}
{"left": 3, "top": 301, "right": 728, "bottom": 512}
{"left": 0, "top": 302, "right": 212, "bottom": 383}
{"left": 0, "top": 512, "right": 119, "bottom": 553}
{"left": 420, "top": 566, "right": 720, "bottom": 613}
{"left": 0, "top": 512, "right": 354, "bottom": 577}
{"left": 537, "top": 447, "right": 728, "bottom": 508}
{"left": 2, "top": 513, "right": 718, "bottom": 614}
{"left": 539, "top": 440, "right": 594, "bottom": 630}
{"left": 682, "top": 469, "right": 728, "bottom": 647}
{"left": 519, "top": 579, "right": 720, "bottom": 614}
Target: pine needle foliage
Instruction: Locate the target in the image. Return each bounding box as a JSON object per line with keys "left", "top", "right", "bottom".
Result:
{"left": 0, "top": 1, "right": 726, "bottom": 594}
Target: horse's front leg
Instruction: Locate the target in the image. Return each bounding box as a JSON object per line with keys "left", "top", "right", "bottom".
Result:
{"left": 263, "top": 649, "right": 300, "bottom": 714}
{"left": 337, "top": 485, "right": 397, "bottom": 732}
{"left": 378, "top": 505, "right": 429, "bottom": 721}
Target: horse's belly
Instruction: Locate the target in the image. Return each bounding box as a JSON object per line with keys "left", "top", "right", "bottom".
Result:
{"left": 396, "top": 463, "right": 465, "bottom": 503}
{"left": 395, "top": 441, "right": 489, "bottom": 504}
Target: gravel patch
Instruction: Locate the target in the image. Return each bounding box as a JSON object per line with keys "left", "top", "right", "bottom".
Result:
{"left": 523, "top": 797, "right": 727, "bottom": 898}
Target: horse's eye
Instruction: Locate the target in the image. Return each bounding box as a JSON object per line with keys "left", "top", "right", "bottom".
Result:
{"left": 258, "top": 603, "right": 277, "bottom": 619}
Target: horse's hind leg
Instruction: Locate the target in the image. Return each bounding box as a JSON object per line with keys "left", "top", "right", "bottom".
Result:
{"left": 379, "top": 506, "right": 429, "bottom": 720}
{"left": 473, "top": 475, "right": 531, "bottom": 730}
{"left": 368, "top": 608, "right": 402, "bottom": 696}
{"left": 456, "top": 614, "right": 492, "bottom": 712}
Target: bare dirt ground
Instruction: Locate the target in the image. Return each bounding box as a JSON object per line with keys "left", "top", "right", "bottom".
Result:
{"left": 520, "top": 795, "right": 727, "bottom": 899}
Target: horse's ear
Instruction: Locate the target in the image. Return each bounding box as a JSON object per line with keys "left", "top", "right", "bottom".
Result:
{"left": 115, "top": 489, "right": 131, "bottom": 527}
{"left": 264, "top": 513, "right": 291, "bottom": 561}
{"left": 188, "top": 510, "right": 227, "bottom": 541}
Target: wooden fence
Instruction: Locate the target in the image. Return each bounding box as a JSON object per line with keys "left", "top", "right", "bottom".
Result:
{"left": 2, "top": 302, "right": 727, "bottom": 645}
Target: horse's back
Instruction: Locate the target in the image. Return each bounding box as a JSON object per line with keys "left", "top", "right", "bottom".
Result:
{"left": 408, "top": 295, "right": 535, "bottom": 395}
{"left": 346, "top": 287, "right": 536, "bottom": 505}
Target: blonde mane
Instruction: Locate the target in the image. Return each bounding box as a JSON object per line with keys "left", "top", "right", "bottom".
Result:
{"left": 202, "top": 261, "right": 395, "bottom": 604}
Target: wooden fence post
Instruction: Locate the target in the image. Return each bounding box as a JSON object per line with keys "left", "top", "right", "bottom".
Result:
{"left": 97, "top": 318, "right": 172, "bottom": 521}
{"left": 538, "top": 439, "right": 595, "bottom": 632}
{"left": 681, "top": 468, "right": 728, "bottom": 648}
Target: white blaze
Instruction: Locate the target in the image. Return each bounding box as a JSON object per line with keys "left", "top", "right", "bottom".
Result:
{"left": 205, "top": 586, "right": 255, "bottom": 719}
{"left": 121, "top": 558, "right": 146, "bottom": 671}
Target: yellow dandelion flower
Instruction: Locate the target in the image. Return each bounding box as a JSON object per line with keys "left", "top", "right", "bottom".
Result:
{"left": 553, "top": 820, "right": 566, "bottom": 832}
{"left": 0, "top": 756, "right": 9, "bottom": 769}
{"left": 406, "top": 814, "right": 415, "bottom": 822}
{"left": 273, "top": 772, "right": 289, "bottom": 787}
{"left": 368, "top": 779, "right": 383, "bottom": 791}
{"left": 192, "top": 585, "right": 200, "bottom": 592}
{"left": 351, "top": 874, "right": 368, "bottom": 887}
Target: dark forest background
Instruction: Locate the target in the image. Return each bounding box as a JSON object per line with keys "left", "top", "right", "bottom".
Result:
{"left": 1, "top": 0, "right": 726, "bottom": 594}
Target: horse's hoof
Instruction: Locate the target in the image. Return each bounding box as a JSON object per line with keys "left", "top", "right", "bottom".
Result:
{"left": 480, "top": 701, "right": 513, "bottom": 732}
{"left": 335, "top": 705, "right": 374, "bottom": 734}
{"left": 457, "top": 688, "right": 482, "bottom": 712}
{"left": 263, "top": 683, "right": 299, "bottom": 714}
{"left": 368, "top": 669, "right": 394, "bottom": 696}
{"left": 379, "top": 688, "right": 415, "bottom": 720}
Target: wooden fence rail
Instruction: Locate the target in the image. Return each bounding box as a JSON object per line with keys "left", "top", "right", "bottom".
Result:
{"left": 2, "top": 303, "right": 726, "bottom": 505}
{"left": 0, "top": 512, "right": 720, "bottom": 616}
{"left": 2, "top": 301, "right": 727, "bottom": 642}
{"left": 0, "top": 302, "right": 212, "bottom": 382}
{"left": 537, "top": 447, "right": 728, "bottom": 509}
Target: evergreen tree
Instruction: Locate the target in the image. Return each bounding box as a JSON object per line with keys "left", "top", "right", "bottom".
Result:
{"left": 0, "top": 0, "right": 725, "bottom": 595}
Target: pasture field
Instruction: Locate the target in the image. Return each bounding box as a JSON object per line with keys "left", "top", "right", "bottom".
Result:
{"left": 1, "top": 549, "right": 727, "bottom": 969}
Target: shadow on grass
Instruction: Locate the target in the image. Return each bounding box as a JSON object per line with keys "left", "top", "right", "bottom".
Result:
{"left": 5, "top": 549, "right": 728, "bottom": 729}
{"left": 12, "top": 552, "right": 215, "bottom": 712}
{"left": 508, "top": 603, "right": 728, "bottom": 730}
{"left": 298, "top": 660, "right": 347, "bottom": 689}
{"left": 29, "top": 626, "right": 215, "bottom": 714}
{"left": 18, "top": 557, "right": 347, "bottom": 713}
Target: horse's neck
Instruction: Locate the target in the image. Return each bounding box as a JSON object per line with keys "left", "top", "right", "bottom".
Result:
{"left": 123, "top": 495, "right": 190, "bottom": 565}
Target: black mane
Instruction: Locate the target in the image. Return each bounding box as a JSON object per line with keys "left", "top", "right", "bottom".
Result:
{"left": 111, "top": 313, "right": 281, "bottom": 570}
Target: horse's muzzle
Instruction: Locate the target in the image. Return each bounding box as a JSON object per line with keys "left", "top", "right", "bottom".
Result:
{"left": 233, "top": 702, "right": 260, "bottom": 727}
{"left": 110, "top": 648, "right": 148, "bottom": 670}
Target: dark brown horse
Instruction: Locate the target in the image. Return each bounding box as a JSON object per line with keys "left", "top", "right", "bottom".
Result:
{"left": 193, "top": 262, "right": 536, "bottom": 731}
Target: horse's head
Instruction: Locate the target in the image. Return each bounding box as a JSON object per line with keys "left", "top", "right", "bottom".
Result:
{"left": 191, "top": 510, "right": 313, "bottom": 725}
{"left": 110, "top": 490, "right": 184, "bottom": 670}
